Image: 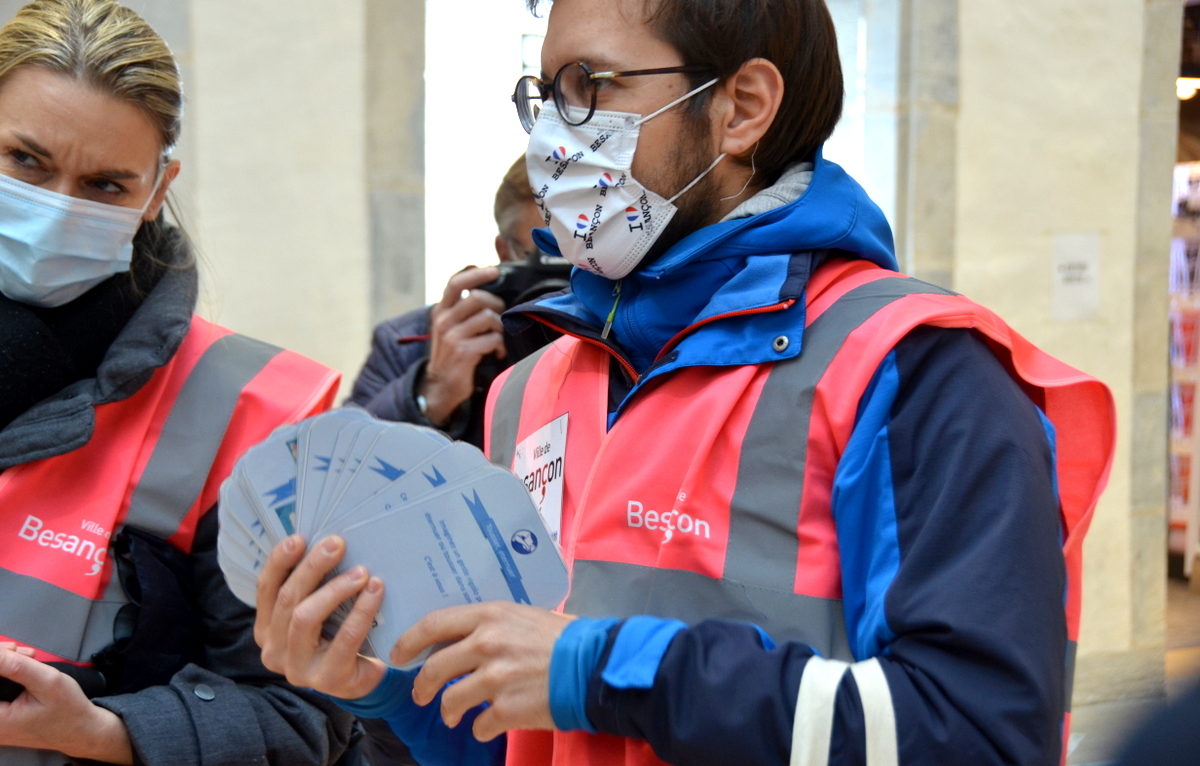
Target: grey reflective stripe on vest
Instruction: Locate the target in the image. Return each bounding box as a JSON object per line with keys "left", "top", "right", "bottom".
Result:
{"left": 125, "top": 333, "right": 282, "bottom": 538}
{"left": 1065, "top": 639, "right": 1077, "bottom": 712}
{"left": 715, "top": 276, "right": 955, "bottom": 655}
{"left": 0, "top": 333, "right": 282, "bottom": 663}
{"left": 497, "top": 276, "right": 955, "bottom": 657}
{"left": 488, "top": 344, "right": 552, "bottom": 469}
{"left": 0, "top": 743, "right": 67, "bottom": 766}
{"left": 566, "top": 559, "right": 847, "bottom": 648}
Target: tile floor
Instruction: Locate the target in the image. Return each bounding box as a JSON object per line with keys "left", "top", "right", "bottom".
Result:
{"left": 1067, "top": 578, "right": 1200, "bottom": 765}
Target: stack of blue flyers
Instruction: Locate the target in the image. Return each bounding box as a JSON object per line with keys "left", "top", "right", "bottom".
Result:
{"left": 217, "top": 408, "right": 569, "bottom": 668}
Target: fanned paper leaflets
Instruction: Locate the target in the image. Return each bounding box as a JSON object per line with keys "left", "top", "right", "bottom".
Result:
{"left": 216, "top": 409, "right": 568, "bottom": 668}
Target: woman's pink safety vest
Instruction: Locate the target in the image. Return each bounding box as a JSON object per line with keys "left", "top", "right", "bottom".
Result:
{"left": 487, "top": 259, "right": 1115, "bottom": 766}
{"left": 0, "top": 316, "right": 339, "bottom": 666}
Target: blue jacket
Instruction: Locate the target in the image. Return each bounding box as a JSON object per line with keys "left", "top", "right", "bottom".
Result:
{"left": 352, "top": 155, "right": 1065, "bottom": 766}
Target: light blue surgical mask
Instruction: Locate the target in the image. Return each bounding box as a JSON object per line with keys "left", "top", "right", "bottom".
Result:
{"left": 0, "top": 171, "right": 158, "bottom": 307}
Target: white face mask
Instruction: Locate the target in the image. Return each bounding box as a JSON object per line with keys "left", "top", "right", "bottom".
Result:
{"left": 0, "top": 171, "right": 159, "bottom": 307}
{"left": 526, "top": 79, "right": 724, "bottom": 280}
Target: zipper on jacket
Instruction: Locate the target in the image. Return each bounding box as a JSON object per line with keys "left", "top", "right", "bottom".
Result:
{"left": 525, "top": 312, "right": 640, "bottom": 383}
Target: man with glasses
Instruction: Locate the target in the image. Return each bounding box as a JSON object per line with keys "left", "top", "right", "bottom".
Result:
{"left": 254, "top": 1, "right": 1115, "bottom": 765}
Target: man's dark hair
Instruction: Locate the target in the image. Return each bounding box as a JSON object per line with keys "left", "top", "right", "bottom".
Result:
{"left": 528, "top": 0, "right": 844, "bottom": 185}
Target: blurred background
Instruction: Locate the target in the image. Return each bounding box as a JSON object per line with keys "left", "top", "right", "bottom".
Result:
{"left": 0, "top": 0, "right": 1188, "bottom": 761}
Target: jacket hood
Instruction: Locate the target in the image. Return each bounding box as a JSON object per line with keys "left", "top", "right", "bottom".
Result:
{"left": 523, "top": 151, "right": 897, "bottom": 375}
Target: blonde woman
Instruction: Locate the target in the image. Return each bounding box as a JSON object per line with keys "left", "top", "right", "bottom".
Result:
{"left": 0, "top": 1, "right": 362, "bottom": 764}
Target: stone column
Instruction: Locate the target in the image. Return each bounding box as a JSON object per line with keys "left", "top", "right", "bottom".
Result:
{"left": 187, "top": 1, "right": 374, "bottom": 384}
{"left": 365, "top": 0, "right": 425, "bottom": 326}
{"left": 892, "top": 0, "right": 957, "bottom": 287}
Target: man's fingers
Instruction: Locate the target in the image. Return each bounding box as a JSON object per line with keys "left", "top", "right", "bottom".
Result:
{"left": 326, "top": 576, "right": 385, "bottom": 658}
{"left": 390, "top": 604, "right": 481, "bottom": 671}
{"left": 450, "top": 266, "right": 502, "bottom": 292}
{"left": 409, "top": 634, "right": 483, "bottom": 708}
{"left": 441, "top": 308, "right": 504, "bottom": 346}
{"left": 439, "top": 267, "right": 501, "bottom": 310}
{"left": 262, "top": 536, "right": 345, "bottom": 673}
{"left": 287, "top": 565, "right": 367, "bottom": 658}
{"left": 432, "top": 293, "right": 506, "bottom": 333}
{"left": 253, "top": 534, "right": 305, "bottom": 645}
{"left": 275, "top": 536, "right": 347, "bottom": 617}
{"left": 435, "top": 667, "right": 491, "bottom": 729}
{"left": 316, "top": 576, "right": 389, "bottom": 698}
{"left": 447, "top": 332, "right": 506, "bottom": 367}
{"left": 470, "top": 704, "right": 510, "bottom": 743}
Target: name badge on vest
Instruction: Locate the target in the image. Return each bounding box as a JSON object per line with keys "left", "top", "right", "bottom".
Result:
{"left": 512, "top": 414, "right": 567, "bottom": 544}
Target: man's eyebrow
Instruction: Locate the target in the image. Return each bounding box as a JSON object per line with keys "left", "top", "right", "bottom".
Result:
{"left": 541, "top": 57, "right": 626, "bottom": 80}
{"left": 582, "top": 57, "right": 624, "bottom": 72}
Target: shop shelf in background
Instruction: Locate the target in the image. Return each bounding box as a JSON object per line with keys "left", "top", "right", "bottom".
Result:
{"left": 1173, "top": 381, "right": 1197, "bottom": 439}
{"left": 1171, "top": 238, "right": 1200, "bottom": 295}
{"left": 1172, "top": 309, "right": 1200, "bottom": 368}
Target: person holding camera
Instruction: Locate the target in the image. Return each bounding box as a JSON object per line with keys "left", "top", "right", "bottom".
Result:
{"left": 346, "top": 156, "right": 564, "bottom": 448}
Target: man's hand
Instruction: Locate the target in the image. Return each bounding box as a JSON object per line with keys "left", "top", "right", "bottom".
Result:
{"left": 420, "top": 267, "right": 507, "bottom": 425}
{"left": 254, "top": 534, "right": 388, "bottom": 701}
{"left": 391, "top": 602, "right": 576, "bottom": 742}
{"left": 0, "top": 646, "right": 132, "bottom": 763}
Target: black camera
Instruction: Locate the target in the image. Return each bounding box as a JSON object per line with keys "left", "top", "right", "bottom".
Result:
{"left": 477, "top": 250, "right": 572, "bottom": 308}
{"left": 472, "top": 251, "right": 571, "bottom": 390}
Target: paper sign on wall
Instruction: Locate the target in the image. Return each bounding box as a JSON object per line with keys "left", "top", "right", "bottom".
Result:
{"left": 1052, "top": 233, "right": 1101, "bottom": 321}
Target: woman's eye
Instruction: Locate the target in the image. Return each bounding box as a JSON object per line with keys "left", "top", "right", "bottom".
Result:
{"left": 9, "top": 149, "right": 40, "bottom": 169}
{"left": 89, "top": 179, "right": 126, "bottom": 196}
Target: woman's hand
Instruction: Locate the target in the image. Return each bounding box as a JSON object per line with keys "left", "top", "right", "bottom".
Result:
{"left": 253, "top": 534, "right": 389, "bottom": 700}
{"left": 0, "top": 645, "right": 132, "bottom": 763}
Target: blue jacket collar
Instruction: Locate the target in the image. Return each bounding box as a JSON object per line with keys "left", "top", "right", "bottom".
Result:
{"left": 517, "top": 152, "right": 897, "bottom": 382}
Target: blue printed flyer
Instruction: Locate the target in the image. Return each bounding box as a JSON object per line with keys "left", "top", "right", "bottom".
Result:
{"left": 217, "top": 410, "right": 569, "bottom": 669}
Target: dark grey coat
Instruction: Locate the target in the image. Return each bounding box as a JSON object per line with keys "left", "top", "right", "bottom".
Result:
{"left": 0, "top": 258, "right": 362, "bottom": 766}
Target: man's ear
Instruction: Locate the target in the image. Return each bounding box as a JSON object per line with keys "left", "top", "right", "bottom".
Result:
{"left": 711, "top": 58, "right": 784, "bottom": 160}
{"left": 495, "top": 234, "right": 511, "bottom": 262}
{"left": 143, "top": 158, "right": 181, "bottom": 222}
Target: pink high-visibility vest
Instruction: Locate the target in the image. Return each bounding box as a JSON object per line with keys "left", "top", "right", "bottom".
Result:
{"left": 0, "top": 316, "right": 339, "bottom": 665}
{"left": 488, "top": 259, "right": 1114, "bottom": 766}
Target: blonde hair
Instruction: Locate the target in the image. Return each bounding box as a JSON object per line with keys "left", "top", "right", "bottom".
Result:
{"left": 0, "top": 0, "right": 181, "bottom": 154}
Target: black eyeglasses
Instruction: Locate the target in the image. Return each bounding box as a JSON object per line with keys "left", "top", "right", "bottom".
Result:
{"left": 512, "top": 61, "right": 714, "bottom": 133}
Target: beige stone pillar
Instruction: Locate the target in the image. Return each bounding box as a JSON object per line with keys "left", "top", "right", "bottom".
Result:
{"left": 893, "top": 0, "right": 957, "bottom": 287}
{"left": 365, "top": 0, "right": 426, "bottom": 326}
{"left": 187, "top": 1, "right": 374, "bottom": 385}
